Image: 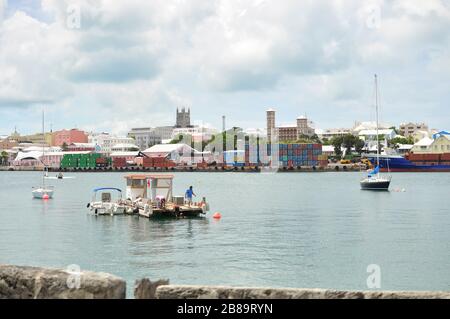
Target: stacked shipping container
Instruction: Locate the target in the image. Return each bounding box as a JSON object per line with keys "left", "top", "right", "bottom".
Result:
{"left": 142, "top": 156, "right": 176, "bottom": 168}
{"left": 245, "top": 142, "right": 325, "bottom": 167}
{"left": 61, "top": 153, "right": 110, "bottom": 169}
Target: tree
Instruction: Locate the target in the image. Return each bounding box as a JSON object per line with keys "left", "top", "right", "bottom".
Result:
{"left": 61, "top": 142, "right": 68, "bottom": 151}
{"left": 389, "top": 126, "right": 399, "bottom": 135}
{"left": 354, "top": 138, "right": 365, "bottom": 154}
{"left": 388, "top": 136, "right": 414, "bottom": 147}
{"left": 1, "top": 151, "right": 8, "bottom": 166}
{"left": 342, "top": 134, "right": 355, "bottom": 154}
{"left": 331, "top": 136, "right": 343, "bottom": 159}
{"left": 169, "top": 134, "right": 184, "bottom": 144}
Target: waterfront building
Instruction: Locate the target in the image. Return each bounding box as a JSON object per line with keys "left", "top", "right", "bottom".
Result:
{"left": 67, "top": 143, "right": 96, "bottom": 152}
{"left": 411, "top": 133, "right": 450, "bottom": 154}
{"left": 13, "top": 150, "right": 91, "bottom": 168}
{"left": 358, "top": 129, "right": 397, "bottom": 141}
{"left": 243, "top": 128, "right": 267, "bottom": 138}
{"left": 171, "top": 126, "right": 217, "bottom": 143}
{"left": 52, "top": 129, "right": 88, "bottom": 147}
{"left": 317, "top": 128, "right": 352, "bottom": 140}
{"left": 110, "top": 143, "right": 140, "bottom": 152}
{"left": 0, "top": 137, "right": 18, "bottom": 150}
{"left": 88, "top": 132, "right": 135, "bottom": 154}
{"left": 176, "top": 107, "right": 191, "bottom": 128}
{"left": 154, "top": 126, "right": 175, "bottom": 140}
{"left": 142, "top": 143, "right": 211, "bottom": 164}
{"left": 266, "top": 109, "right": 315, "bottom": 142}
{"left": 399, "top": 122, "right": 429, "bottom": 138}
{"left": 15, "top": 132, "right": 53, "bottom": 145}
{"left": 352, "top": 121, "right": 392, "bottom": 135}
{"left": 128, "top": 127, "right": 163, "bottom": 150}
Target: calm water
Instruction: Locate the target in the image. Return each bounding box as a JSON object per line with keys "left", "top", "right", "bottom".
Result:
{"left": 0, "top": 171, "right": 449, "bottom": 296}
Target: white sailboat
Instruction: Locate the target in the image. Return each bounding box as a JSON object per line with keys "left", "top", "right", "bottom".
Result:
{"left": 360, "top": 74, "right": 392, "bottom": 191}
{"left": 32, "top": 110, "right": 54, "bottom": 199}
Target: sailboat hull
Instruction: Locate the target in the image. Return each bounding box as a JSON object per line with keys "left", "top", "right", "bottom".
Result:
{"left": 360, "top": 180, "right": 391, "bottom": 190}
{"left": 32, "top": 188, "right": 54, "bottom": 199}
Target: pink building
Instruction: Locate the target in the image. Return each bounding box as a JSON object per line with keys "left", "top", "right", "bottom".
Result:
{"left": 52, "top": 129, "right": 88, "bottom": 146}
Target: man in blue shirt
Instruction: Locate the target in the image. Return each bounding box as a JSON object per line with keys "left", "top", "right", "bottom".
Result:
{"left": 185, "top": 186, "right": 196, "bottom": 206}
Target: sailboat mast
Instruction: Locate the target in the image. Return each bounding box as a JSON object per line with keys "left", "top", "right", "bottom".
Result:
{"left": 375, "top": 74, "right": 380, "bottom": 171}
{"left": 42, "top": 109, "right": 45, "bottom": 187}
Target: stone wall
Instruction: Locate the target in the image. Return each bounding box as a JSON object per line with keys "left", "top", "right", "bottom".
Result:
{"left": 1, "top": 265, "right": 449, "bottom": 299}
{"left": 0, "top": 264, "right": 126, "bottom": 299}
{"left": 154, "top": 285, "right": 450, "bottom": 299}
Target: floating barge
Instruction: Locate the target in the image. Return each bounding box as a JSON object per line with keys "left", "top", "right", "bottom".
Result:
{"left": 123, "top": 174, "right": 209, "bottom": 219}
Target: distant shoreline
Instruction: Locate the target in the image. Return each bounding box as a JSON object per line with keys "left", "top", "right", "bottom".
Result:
{"left": 1, "top": 165, "right": 361, "bottom": 173}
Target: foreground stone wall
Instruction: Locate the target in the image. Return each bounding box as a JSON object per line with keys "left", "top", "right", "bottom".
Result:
{"left": 1, "top": 265, "right": 449, "bottom": 299}
{"left": 0, "top": 264, "right": 126, "bottom": 299}
{"left": 154, "top": 285, "right": 450, "bottom": 299}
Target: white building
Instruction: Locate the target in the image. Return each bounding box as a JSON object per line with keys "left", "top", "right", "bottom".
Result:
{"left": 317, "top": 128, "right": 352, "bottom": 140}
{"left": 88, "top": 133, "right": 136, "bottom": 154}
{"left": 110, "top": 143, "right": 140, "bottom": 152}
{"left": 143, "top": 143, "right": 212, "bottom": 164}
{"left": 243, "top": 128, "right": 267, "bottom": 138}
{"left": 410, "top": 137, "right": 434, "bottom": 153}
{"left": 358, "top": 129, "right": 396, "bottom": 141}
{"left": 171, "top": 126, "right": 218, "bottom": 143}
{"left": 353, "top": 121, "right": 392, "bottom": 134}
{"left": 399, "top": 122, "right": 429, "bottom": 138}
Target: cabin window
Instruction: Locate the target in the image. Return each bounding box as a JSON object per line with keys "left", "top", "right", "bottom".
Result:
{"left": 132, "top": 179, "right": 145, "bottom": 188}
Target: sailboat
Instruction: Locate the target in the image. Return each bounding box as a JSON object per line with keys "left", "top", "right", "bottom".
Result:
{"left": 32, "top": 110, "right": 54, "bottom": 199}
{"left": 360, "top": 74, "right": 392, "bottom": 191}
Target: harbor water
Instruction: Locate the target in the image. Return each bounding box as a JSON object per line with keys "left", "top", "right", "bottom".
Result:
{"left": 0, "top": 171, "right": 449, "bottom": 296}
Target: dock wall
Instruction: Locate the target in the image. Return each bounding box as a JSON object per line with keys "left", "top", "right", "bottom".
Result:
{"left": 1, "top": 265, "right": 449, "bottom": 299}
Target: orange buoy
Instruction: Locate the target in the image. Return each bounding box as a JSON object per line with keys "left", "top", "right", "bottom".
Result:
{"left": 42, "top": 194, "right": 49, "bottom": 200}
{"left": 213, "top": 212, "right": 222, "bottom": 219}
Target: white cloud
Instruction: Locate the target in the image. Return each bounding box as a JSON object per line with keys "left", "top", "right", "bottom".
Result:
{"left": 0, "top": 0, "right": 449, "bottom": 135}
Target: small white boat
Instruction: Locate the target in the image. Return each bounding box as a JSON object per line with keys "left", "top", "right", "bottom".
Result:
{"left": 87, "top": 187, "right": 125, "bottom": 216}
{"left": 32, "top": 186, "right": 55, "bottom": 199}
{"left": 44, "top": 176, "right": 76, "bottom": 180}
{"left": 33, "top": 110, "right": 55, "bottom": 199}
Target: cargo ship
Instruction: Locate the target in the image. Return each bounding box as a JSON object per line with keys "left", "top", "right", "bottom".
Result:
{"left": 366, "top": 153, "right": 450, "bottom": 172}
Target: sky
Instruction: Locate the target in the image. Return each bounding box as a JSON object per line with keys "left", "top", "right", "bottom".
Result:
{"left": 0, "top": 0, "right": 449, "bottom": 136}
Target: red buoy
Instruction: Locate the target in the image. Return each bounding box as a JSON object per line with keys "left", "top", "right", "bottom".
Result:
{"left": 213, "top": 212, "right": 222, "bottom": 219}
{"left": 42, "top": 194, "right": 49, "bottom": 200}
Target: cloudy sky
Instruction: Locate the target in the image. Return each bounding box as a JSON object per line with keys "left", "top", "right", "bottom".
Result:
{"left": 0, "top": 0, "right": 449, "bottom": 135}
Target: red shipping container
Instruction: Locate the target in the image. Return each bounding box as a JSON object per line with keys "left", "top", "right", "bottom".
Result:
{"left": 408, "top": 153, "right": 424, "bottom": 161}
{"left": 96, "top": 157, "right": 107, "bottom": 164}
{"left": 113, "top": 158, "right": 126, "bottom": 168}
{"left": 422, "top": 154, "right": 440, "bottom": 161}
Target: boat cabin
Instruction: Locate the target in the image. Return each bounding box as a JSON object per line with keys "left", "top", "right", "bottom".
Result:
{"left": 124, "top": 174, "right": 173, "bottom": 202}
{"left": 92, "top": 187, "right": 123, "bottom": 202}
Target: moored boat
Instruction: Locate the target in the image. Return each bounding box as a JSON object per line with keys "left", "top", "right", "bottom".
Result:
{"left": 123, "top": 174, "right": 209, "bottom": 219}
{"left": 87, "top": 187, "right": 126, "bottom": 216}
{"left": 366, "top": 153, "right": 450, "bottom": 172}
{"left": 360, "top": 74, "right": 392, "bottom": 191}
